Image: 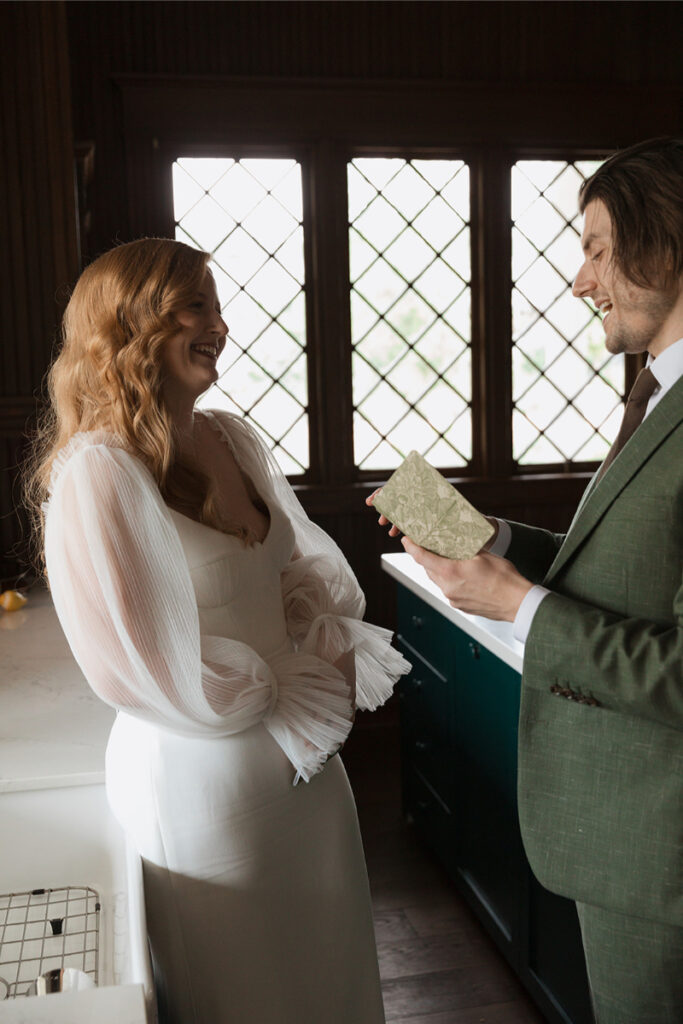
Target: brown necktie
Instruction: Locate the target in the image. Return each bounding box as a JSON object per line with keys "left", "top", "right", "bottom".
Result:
{"left": 596, "top": 367, "right": 658, "bottom": 481}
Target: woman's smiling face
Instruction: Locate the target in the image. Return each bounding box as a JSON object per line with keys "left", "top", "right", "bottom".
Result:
{"left": 161, "top": 269, "right": 228, "bottom": 410}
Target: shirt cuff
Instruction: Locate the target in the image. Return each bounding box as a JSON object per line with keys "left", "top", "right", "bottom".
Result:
{"left": 488, "top": 518, "right": 511, "bottom": 557}
{"left": 513, "top": 585, "right": 550, "bottom": 644}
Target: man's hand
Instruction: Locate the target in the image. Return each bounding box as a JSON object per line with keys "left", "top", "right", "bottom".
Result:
{"left": 402, "top": 537, "right": 533, "bottom": 622}
{"left": 366, "top": 488, "right": 401, "bottom": 537}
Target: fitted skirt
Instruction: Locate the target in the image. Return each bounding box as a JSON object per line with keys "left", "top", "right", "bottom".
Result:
{"left": 105, "top": 712, "right": 385, "bottom": 1024}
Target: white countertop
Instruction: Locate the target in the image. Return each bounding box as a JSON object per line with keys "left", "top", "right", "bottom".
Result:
{"left": 0, "top": 983, "right": 147, "bottom": 1023}
{"left": 381, "top": 552, "right": 524, "bottom": 674}
{"left": 0, "top": 590, "right": 115, "bottom": 793}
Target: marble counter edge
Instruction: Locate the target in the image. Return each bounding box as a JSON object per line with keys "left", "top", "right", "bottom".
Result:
{"left": 0, "top": 982, "right": 147, "bottom": 1023}
{"left": 0, "top": 770, "right": 106, "bottom": 795}
{"left": 381, "top": 552, "right": 524, "bottom": 674}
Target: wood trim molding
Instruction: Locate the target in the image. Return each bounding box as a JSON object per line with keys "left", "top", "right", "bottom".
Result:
{"left": 295, "top": 472, "right": 593, "bottom": 517}
{"left": 114, "top": 74, "right": 682, "bottom": 148}
{"left": 0, "top": 397, "right": 39, "bottom": 436}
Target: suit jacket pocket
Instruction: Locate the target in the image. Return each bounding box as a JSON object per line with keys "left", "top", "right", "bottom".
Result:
{"left": 517, "top": 687, "right": 683, "bottom": 926}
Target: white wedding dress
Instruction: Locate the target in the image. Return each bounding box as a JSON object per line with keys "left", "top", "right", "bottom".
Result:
{"left": 44, "top": 410, "right": 409, "bottom": 1024}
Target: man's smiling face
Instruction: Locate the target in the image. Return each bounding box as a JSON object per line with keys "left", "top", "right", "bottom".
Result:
{"left": 572, "top": 199, "right": 678, "bottom": 358}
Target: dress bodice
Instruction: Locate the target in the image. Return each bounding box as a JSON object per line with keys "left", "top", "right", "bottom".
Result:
{"left": 44, "top": 408, "right": 407, "bottom": 779}
{"left": 169, "top": 500, "right": 296, "bottom": 660}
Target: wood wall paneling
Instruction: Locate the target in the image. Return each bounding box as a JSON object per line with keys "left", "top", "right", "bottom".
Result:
{"left": 0, "top": 1, "right": 78, "bottom": 583}
{"left": 65, "top": 1, "right": 683, "bottom": 270}
{"left": 3, "top": 0, "right": 682, "bottom": 594}
{"left": 64, "top": 2, "right": 681, "bottom": 626}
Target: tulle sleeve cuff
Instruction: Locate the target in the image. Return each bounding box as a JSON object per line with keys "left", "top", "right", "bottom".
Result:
{"left": 300, "top": 614, "right": 411, "bottom": 712}
{"left": 264, "top": 651, "right": 355, "bottom": 783}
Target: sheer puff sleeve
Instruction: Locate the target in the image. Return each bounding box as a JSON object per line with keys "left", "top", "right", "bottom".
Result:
{"left": 280, "top": 553, "right": 411, "bottom": 711}
{"left": 44, "top": 436, "right": 353, "bottom": 782}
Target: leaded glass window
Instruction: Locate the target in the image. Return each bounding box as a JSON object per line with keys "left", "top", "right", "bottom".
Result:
{"left": 173, "top": 157, "right": 308, "bottom": 475}
{"left": 511, "top": 159, "right": 622, "bottom": 465}
{"left": 348, "top": 158, "right": 471, "bottom": 471}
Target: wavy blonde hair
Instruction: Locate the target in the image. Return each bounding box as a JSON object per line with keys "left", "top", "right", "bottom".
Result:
{"left": 24, "top": 237, "right": 235, "bottom": 575}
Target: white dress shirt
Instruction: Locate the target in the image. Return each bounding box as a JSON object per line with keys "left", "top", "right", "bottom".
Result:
{"left": 492, "top": 336, "right": 683, "bottom": 643}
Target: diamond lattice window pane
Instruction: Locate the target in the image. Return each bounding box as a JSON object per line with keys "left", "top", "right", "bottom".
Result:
{"left": 357, "top": 379, "right": 409, "bottom": 436}
{"left": 349, "top": 229, "right": 378, "bottom": 283}
{"left": 381, "top": 164, "right": 436, "bottom": 220}
{"left": 352, "top": 352, "right": 382, "bottom": 407}
{"left": 517, "top": 376, "right": 568, "bottom": 432}
{"left": 214, "top": 229, "right": 268, "bottom": 286}
{"left": 511, "top": 158, "right": 623, "bottom": 466}
{"left": 354, "top": 197, "right": 406, "bottom": 252}
{"left": 414, "top": 321, "right": 465, "bottom": 375}
{"left": 442, "top": 289, "right": 471, "bottom": 341}
{"left": 413, "top": 197, "right": 466, "bottom": 253}
{"left": 384, "top": 229, "right": 435, "bottom": 281}
{"left": 178, "top": 195, "right": 236, "bottom": 252}
{"left": 385, "top": 292, "right": 436, "bottom": 345}
{"left": 355, "top": 324, "right": 407, "bottom": 385}
{"left": 442, "top": 349, "right": 472, "bottom": 403}
{"left": 209, "top": 164, "right": 263, "bottom": 222}
{"left": 354, "top": 259, "right": 407, "bottom": 316}
{"left": 441, "top": 230, "right": 471, "bottom": 280}
{"left": 387, "top": 350, "right": 439, "bottom": 405}
{"left": 173, "top": 157, "right": 308, "bottom": 472}
{"left": 414, "top": 261, "right": 467, "bottom": 314}
{"left": 388, "top": 412, "right": 441, "bottom": 459}
{"left": 350, "top": 290, "right": 380, "bottom": 342}
{"left": 545, "top": 405, "right": 595, "bottom": 459}
{"left": 348, "top": 158, "right": 471, "bottom": 471}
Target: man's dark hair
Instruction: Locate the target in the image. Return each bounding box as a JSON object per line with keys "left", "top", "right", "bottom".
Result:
{"left": 579, "top": 137, "right": 683, "bottom": 290}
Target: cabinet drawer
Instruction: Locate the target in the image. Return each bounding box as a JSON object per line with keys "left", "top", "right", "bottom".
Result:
{"left": 398, "top": 647, "right": 454, "bottom": 809}
{"left": 452, "top": 633, "right": 521, "bottom": 808}
{"left": 397, "top": 589, "right": 455, "bottom": 678}
{"left": 402, "top": 765, "right": 455, "bottom": 866}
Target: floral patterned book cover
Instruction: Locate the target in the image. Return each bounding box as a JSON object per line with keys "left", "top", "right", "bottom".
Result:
{"left": 374, "top": 450, "right": 494, "bottom": 559}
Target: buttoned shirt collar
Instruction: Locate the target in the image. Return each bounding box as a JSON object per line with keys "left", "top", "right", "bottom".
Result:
{"left": 647, "top": 336, "right": 683, "bottom": 395}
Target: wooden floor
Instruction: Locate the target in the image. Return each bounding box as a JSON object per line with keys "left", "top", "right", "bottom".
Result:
{"left": 344, "top": 715, "right": 547, "bottom": 1024}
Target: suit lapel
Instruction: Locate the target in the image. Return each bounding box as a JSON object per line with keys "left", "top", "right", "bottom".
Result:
{"left": 544, "top": 376, "right": 683, "bottom": 584}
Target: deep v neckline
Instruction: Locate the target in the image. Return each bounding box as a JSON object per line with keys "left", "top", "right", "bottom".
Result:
{"left": 172, "top": 411, "right": 272, "bottom": 547}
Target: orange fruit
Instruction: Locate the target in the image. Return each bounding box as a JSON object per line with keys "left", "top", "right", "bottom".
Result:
{"left": 0, "top": 590, "right": 28, "bottom": 612}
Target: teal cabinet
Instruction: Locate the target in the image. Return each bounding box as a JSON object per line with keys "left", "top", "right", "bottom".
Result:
{"left": 396, "top": 585, "right": 592, "bottom": 1024}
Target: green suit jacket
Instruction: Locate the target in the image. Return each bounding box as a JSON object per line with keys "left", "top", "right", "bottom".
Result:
{"left": 507, "top": 375, "right": 683, "bottom": 926}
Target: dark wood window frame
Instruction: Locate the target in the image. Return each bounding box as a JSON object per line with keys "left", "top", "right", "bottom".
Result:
{"left": 117, "top": 75, "right": 680, "bottom": 517}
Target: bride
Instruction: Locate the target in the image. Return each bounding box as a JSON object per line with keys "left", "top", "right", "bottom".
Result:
{"left": 25, "top": 238, "right": 409, "bottom": 1023}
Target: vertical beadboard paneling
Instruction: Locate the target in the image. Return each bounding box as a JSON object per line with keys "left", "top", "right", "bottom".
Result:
{"left": 4, "top": 0, "right": 681, "bottom": 590}
{"left": 1, "top": 1, "right": 78, "bottom": 399}
{"left": 0, "top": 1, "right": 78, "bottom": 582}
{"left": 64, "top": 1, "right": 683, "bottom": 263}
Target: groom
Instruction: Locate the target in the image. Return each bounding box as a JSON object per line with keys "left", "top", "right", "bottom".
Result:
{"left": 390, "top": 138, "right": 683, "bottom": 1023}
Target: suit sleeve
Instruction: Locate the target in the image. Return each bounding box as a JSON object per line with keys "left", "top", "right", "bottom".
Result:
{"left": 524, "top": 581, "right": 683, "bottom": 730}
{"left": 503, "top": 520, "right": 566, "bottom": 584}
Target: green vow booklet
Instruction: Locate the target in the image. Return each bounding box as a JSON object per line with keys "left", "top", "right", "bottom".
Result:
{"left": 374, "top": 451, "right": 495, "bottom": 560}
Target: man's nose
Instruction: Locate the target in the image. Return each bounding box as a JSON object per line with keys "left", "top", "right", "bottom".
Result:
{"left": 572, "top": 260, "right": 595, "bottom": 298}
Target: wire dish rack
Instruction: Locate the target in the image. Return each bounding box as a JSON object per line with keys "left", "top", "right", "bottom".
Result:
{"left": 0, "top": 885, "right": 100, "bottom": 999}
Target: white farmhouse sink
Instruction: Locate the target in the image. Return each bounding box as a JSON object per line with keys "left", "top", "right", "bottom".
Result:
{"left": 0, "top": 784, "right": 155, "bottom": 1019}
{"left": 0, "top": 590, "right": 156, "bottom": 1020}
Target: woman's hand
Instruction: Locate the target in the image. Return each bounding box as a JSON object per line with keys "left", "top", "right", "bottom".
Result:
{"left": 333, "top": 649, "right": 357, "bottom": 714}
{"left": 365, "top": 488, "right": 402, "bottom": 538}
